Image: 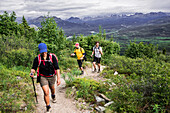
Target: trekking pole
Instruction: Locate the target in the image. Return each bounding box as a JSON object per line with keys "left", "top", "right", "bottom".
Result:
{"left": 31, "top": 75, "right": 38, "bottom": 103}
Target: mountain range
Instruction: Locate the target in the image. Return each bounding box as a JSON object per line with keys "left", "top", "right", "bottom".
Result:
{"left": 26, "top": 12, "right": 170, "bottom": 37}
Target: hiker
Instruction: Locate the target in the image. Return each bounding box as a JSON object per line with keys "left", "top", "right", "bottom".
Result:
{"left": 91, "top": 41, "right": 103, "bottom": 73}
{"left": 71, "top": 43, "right": 85, "bottom": 75}
{"left": 30, "top": 43, "right": 61, "bottom": 113}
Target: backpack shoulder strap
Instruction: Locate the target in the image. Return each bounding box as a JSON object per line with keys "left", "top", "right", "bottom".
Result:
{"left": 80, "top": 47, "right": 85, "bottom": 54}
{"left": 38, "top": 54, "right": 41, "bottom": 66}
{"left": 80, "top": 47, "right": 82, "bottom": 53}
{"left": 49, "top": 53, "right": 58, "bottom": 63}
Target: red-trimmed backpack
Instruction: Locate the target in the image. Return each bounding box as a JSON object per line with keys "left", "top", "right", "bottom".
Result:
{"left": 37, "top": 53, "right": 58, "bottom": 82}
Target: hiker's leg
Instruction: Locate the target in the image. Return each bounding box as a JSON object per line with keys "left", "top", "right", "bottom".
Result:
{"left": 49, "top": 76, "right": 56, "bottom": 95}
{"left": 50, "top": 85, "right": 55, "bottom": 95}
{"left": 80, "top": 67, "right": 83, "bottom": 71}
{"left": 93, "top": 57, "right": 97, "bottom": 69}
{"left": 98, "top": 63, "right": 100, "bottom": 70}
{"left": 78, "top": 60, "right": 83, "bottom": 71}
{"left": 42, "top": 85, "right": 50, "bottom": 105}
{"left": 97, "top": 58, "right": 101, "bottom": 72}
{"left": 93, "top": 62, "right": 96, "bottom": 69}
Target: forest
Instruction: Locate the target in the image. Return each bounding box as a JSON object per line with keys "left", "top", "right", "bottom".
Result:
{"left": 0, "top": 11, "right": 169, "bottom": 112}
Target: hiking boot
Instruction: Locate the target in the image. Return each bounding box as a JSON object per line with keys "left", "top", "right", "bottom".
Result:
{"left": 97, "top": 68, "right": 100, "bottom": 73}
{"left": 80, "top": 71, "right": 84, "bottom": 75}
{"left": 92, "top": 68, "right": 96, "bottom": 73}
{"left": 52, "top": 95, "right": 57, "bottom": 103}
{"left": 46, "top": 105, "right": 51, "bottom": 113}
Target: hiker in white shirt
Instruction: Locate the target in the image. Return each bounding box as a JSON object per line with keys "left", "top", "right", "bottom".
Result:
{"left": 91, "top": 41, "right": 103, "bottom": 73}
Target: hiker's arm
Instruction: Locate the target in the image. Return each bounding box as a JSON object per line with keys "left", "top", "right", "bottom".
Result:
{"left": 52, "top": 55, "right": 60, "bottom": 70}
{"left": 71, "top": 51, "right": 76, "bottom": 56}
{"left": 91, "top": 50, "right": 94, "bottom": 57}
{"left": 56, "top": 69, "right": 61, "bottom": 86}
{"left": 71, "top": 53, "right": 75, "bottom": 56}
{"left": 80, "top": 53, "right": 85, "bottom": 60}
{"left": 99, "top": 48, "right": 103, "bottom": 55}
{"left": 30, "top": 57, "right": 38, "bottom": 77}
{"left": 52, "top": 55, "right": 61, "bottom": 86}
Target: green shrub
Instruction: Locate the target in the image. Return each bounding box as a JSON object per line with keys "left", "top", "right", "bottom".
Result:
{"left": 106, "top": 75, "right": 143, "bottom": 112}
{"left": 125, "top": 41, "right": 158, "bottom": 59}
{"left": 105, "top": 55, "right": 169, "bottom": 76}
{"left": 102, "top": 55, "right": 170, "bottom": 112}
{"left": 72, "top": 78, "right": 108, "bottom": 103}
{"left": 0, "top": 65, "right": 35, "bottom": 112}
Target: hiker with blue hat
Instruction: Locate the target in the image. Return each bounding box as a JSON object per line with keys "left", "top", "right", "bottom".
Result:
{"left": 30, "top": 43, "right": 61, "bottom": 113}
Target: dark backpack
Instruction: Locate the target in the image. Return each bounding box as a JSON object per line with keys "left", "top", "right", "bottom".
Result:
{"left": 37, "top": 53, "right": 58, "bottom": 83}
{"left": 94, "top": 46, "right": 101, "bottom": 56}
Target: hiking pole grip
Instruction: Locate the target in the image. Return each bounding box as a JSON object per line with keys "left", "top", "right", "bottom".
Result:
{"left": 31, "top": 76, "right": 38, "bottom": 103}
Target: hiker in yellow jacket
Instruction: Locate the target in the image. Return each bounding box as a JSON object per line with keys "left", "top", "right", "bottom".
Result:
{"left": 71, "top": 43, "right": 85, "bottom": 75}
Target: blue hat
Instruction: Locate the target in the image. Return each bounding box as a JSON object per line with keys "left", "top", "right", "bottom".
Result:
{"left": 38, "top": 43, "right": 47, "bottom": 53}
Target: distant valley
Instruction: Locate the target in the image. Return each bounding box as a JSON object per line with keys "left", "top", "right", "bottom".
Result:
{"left": 19, "top": 12, "right": 170, "bottom": 53}
{"left": 25, "top": 12, "right": 170, "bottom": 38}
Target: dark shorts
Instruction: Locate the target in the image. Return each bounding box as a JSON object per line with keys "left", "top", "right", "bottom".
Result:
{"left": 93, "top": 57, "right": 101, "bottom": 64}
{"left": 77, "top": 60, "right": 83, "bottom": 68}
{"left": 40, "top": 75, "right": 56, "bottom": 87}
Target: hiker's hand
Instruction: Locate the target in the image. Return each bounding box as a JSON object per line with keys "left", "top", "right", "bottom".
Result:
{"left": 71, "top": 53, "right": 75, "bottom": 56}
{"left": 30, "top": 69, "right": 35, "bottom": 78}
{"left": 57, "top": 78, "right": 61, "bottom": 86}
{"left": 91, "top": 55, "right": 93, "bottom": 57}
{"left": 30, "top": 73, "right": 34, "bottom": 78}
{"left": 80, "top": 57, "right": 83, "bottom": 60}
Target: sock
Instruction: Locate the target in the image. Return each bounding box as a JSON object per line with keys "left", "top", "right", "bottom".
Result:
{"left": 46, "top": 105, "right": 51, "bottom": 107}
{"left": 51, "top": 94, "right": 55, "bottom": 99}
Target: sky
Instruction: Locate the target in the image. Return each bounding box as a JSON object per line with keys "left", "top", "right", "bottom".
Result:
{"left": 0, "top": 0, "right": 170, "bottom": 19}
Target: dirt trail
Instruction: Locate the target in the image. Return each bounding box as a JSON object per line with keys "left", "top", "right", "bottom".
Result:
{"left": 35, "top": 62, "right": 106, "bottom": 113}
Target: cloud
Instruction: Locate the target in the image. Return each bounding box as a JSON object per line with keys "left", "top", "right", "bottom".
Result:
{"left": 0, "top": 0, "right": 170, "bottom": 18}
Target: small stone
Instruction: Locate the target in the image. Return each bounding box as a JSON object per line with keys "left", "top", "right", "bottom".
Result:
{"left": 72, "top": 86, "right": 75, "bottom": 89}
{"left": 95, "top": 107, "right": 101, "bottom": 112}
{"left": 95, "top": 106, "right": 105, "bottom": 112}
{"left": 114, "top": 71, "right": 118, "bottom": 75}
{"left": 82, "top": 102, "right": 86, "bottom": 105}
{"left": 16, "top": 76, "right": 22, "bottom": 80}
{"left": 98, "top": 106, "right": 105, "bottom": 112}
{"left": 67, "top": 68, "right": 71, "bottom": 71}
{"left": 104, "top": 101, "right": 114, "bottom": 107}
{"left": 99, "top": 93, "right": 111, "bottom": 102}
{"left": 90, "top": 104, "right": 94, "bottom": 107}
{"left": 95, "top": 95, "right": 105, "bottom": 103}
{"left": 112, "top": 82, "right": 116, "bottom": 86}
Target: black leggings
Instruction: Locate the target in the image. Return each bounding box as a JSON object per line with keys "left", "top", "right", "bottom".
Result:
{"left": 77, "top": 60, "right": 83, "bottom": 68}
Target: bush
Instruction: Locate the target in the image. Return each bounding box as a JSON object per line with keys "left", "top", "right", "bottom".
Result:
{"left": 72, "top": 78, "right": 109, "bottom": 103}
{"left": 0, "top": 35, "right": 36, "bottom": 67}
{"left": 104, "top": 55, "right": 169, "bottom": 76}
{"left": 102, "top": 55, "right": 170, "bottom": 112}
{"left": 106, "top": 75, "right": 143, "bottom": 112}
{"left": 0, "top": 65, "right": 35, "bottom": 112}
{"left": 125, "top": 42, "right": 158, "bottom": 59}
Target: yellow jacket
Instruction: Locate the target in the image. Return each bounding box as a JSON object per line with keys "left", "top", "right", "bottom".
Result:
{"left": 74, "top": 47, "right": 85, "bottom": 60}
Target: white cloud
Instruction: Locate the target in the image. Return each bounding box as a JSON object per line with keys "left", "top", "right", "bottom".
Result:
{"left": 0, "top": 0, "right": 170, "bottom": 18}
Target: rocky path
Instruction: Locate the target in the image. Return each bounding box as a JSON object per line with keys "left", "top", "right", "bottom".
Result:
{"left": 35, "top": 62, "right": 106, "bottom": 113}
